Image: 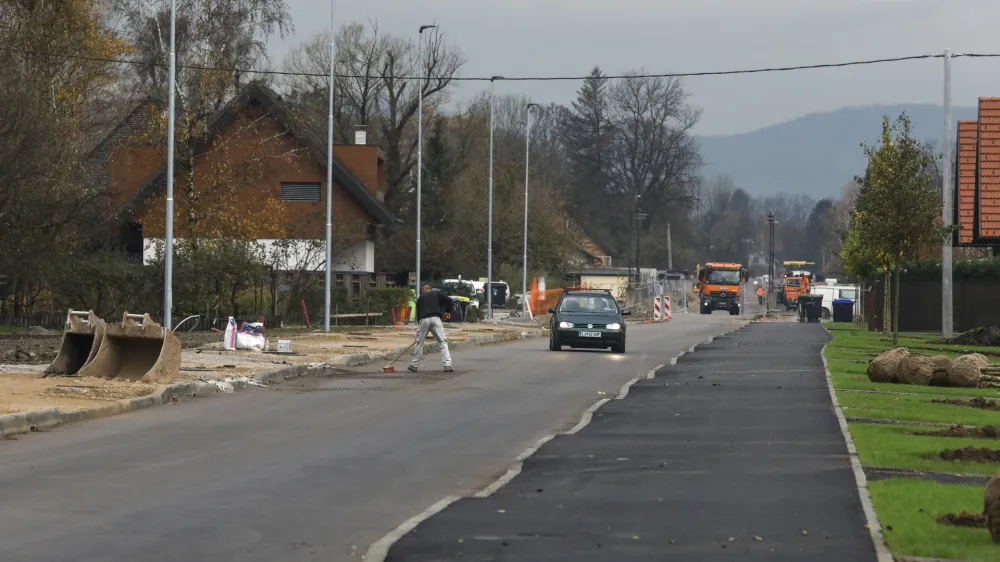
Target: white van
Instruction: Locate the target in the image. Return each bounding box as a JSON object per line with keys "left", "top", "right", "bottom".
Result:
{"left": 811, "top": 284, "right": 860, "bottom": 319}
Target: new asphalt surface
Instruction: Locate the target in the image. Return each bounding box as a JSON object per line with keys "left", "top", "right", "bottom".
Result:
{"left": 385, "top": 322, "right": 878, "bottom": 561}
{"left": 0, "top": 312, "right": 745, "bottom": 562}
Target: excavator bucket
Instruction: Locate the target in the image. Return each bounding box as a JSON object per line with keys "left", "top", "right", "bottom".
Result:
{"left": 42, "top": 310, "right": 106, "bottom": 377}
{"left": 77, "top": 312, "right": 182, "bottom": 384}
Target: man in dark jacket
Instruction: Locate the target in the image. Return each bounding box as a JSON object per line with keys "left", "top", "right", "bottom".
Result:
{"left": 409, "top": 285, "right": 454, "bottom": 372}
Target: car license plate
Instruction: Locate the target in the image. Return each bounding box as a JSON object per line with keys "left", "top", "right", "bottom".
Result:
{"left": 579, "top": 331, "right": 601, "bottom": 338}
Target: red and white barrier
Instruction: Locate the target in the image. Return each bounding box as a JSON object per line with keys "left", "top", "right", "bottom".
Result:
{"left": 653, "top": 296, "right": 662, "bottom": 320}
{"left": 663, "top": 296, "right": 672, "bottom": 319}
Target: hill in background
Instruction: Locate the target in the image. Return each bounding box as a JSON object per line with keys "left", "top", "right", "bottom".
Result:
{"left": 695, "top": 104, "right": 977, "bottom": 199}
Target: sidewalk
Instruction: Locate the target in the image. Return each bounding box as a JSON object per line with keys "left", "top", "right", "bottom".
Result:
{"left": 384, "top": 323, "right": 879, "bottom": 561}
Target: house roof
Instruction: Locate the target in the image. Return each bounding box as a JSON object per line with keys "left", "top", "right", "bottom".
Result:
{"left": 957, "top": 120, "right": 977, "bottom": 245}
{"left": 114, "top": 82, "right": 397, "bottom": 228}
{"left": 978, "top": 98, "right": 1000, "bottom": 239}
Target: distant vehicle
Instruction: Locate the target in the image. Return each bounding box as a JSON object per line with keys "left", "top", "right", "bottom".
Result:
{"left": 548, "top": 289, "right": 630, "bottom": 353}
{"left": 811, "top": 283, "right": 860, "bottom": 319}
{"left": 697, "top": 262, "right": 746, "bottom": 315}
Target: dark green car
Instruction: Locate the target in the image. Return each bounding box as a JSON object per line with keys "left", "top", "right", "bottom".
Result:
{"left": 548, "top": 290, "right": 630, "bottom": 353}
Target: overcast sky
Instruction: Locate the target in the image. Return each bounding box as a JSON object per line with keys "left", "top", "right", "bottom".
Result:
{"left": 270, "top": 0, "right": 1000, "bottom": 135}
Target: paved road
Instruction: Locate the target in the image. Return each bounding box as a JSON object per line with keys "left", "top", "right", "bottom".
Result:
{"left": 387, "top": 322, "right": 877, "bottom": 561}
{"left": 0, "top": 311, "right": 745, "bottom": 562}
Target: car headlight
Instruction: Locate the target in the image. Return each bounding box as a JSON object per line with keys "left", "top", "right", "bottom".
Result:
{"left": 606, "top": 323, "right": 621, "bottom": 330}
{"left": 558, "top": 321, "right": 574, "bottom": 328}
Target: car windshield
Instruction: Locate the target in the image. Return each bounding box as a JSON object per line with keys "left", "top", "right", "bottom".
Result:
{"left": 786, "top": 278, "right": 802, "bottom": 287}
{"left": 705, "top": 270, "right": 740, "bottom": 284}
{"left": 559, "top": 295, "right": 618, "bottom": 314}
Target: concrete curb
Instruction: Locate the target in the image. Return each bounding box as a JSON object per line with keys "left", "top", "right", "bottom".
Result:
{"left": 820, "top": 325, "right": 894, "bottom": 562}
{"left": 0, "top": 328, "right": 543, "bottom": 439}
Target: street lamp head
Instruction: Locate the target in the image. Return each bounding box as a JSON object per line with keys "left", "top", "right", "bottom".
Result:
{"left": 527, "top": 102, "right": 539, "bottom": 109}
{"left": 491, "top": 75, "right": 505, "bottom": 81}
{"left": 419, "top": 24, "right": 437, "bottom": 32}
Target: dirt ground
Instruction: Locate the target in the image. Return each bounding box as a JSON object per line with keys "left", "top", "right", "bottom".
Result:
{"left": 0, "top": 322, "right": 533, "bottom": 415}
{"left": 0, "top": 369, "right": 158, "bottom": 415}
{"left": 937, "top": 446, "right": 1000, "bottom": 463}
{"left": 937, "top": 327, "right": 1000, "bottom": 348}
{"left": 931, "top": 397, "right": 1000, "bottom": 411}
{"left": 915, "top": 425, "right": 1000, "bottom": 439}
{"left": 937, "top": 511, "right": 987, "bottom": 528}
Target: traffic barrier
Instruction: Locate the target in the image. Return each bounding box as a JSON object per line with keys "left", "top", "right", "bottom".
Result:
{"left": 653, "top": 296, "right": 663, "bottom": 321}
{"left": 664, "top": 296, "right": 672, "bottom": 319}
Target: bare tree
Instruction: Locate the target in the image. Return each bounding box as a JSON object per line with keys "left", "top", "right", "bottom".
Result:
{"left": 281, "top": 22, "right": 464, "bottom": 213}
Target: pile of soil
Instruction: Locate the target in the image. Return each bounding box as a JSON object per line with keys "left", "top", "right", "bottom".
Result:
{"left": 931, "top": 397, "right": 1000, "bottom": 411}
{"left": 915, "top": 425, "right": 1000, "bottom": 439}
{"left": 937, "top": 511, "right": 987, "bottom": 528}
{"left": 937, "top": 447, "right": 1000, "bottom": 463}
{"left": 0, "top": 334, "right": 60, "bottom": 365}
{"left": 940, "top": 327, "right": 1000, "bottom": 348}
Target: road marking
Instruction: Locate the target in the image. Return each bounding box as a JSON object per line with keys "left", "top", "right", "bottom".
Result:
{"left": 820, "top": 339, "right": 894, "bottom": 562}
{"left": 645, "top": 363, "right": 665, "bottom": 379}
{"left": 566, "top": 398, "right": 610, "bottom": 434}
{"left": 616, "top": 377, "right": 641, "bottom": 399}
{"left": 364, "top": 495, "right": 461, "bottom": 561}
{"left": 474, "top": 433, "right": 555, "bottom": 498}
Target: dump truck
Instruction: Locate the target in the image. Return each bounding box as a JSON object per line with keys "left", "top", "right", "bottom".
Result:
{"left": 697, "top": 262, "right": 746, "bottom": 315}
{"left": 75, "top": 312, "right": 182, "bottom": 384}
{"left": 42, "top": 310, "right": 106, "bottom": 377}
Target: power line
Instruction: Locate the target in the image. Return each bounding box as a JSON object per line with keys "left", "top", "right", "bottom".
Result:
{"left": 1, "top": 45, "right": 999, "bottom": 82}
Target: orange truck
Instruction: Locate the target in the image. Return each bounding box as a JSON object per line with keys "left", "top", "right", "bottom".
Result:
{"left": 697, "top": 262, "right": 746, "bottom": 315}
{"left": 781, "top": 261, "right": 815, "bottom": 310}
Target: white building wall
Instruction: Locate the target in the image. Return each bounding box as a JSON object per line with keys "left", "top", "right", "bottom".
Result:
{"left": 142, "top": 238, "right": 375, "bottom": 272}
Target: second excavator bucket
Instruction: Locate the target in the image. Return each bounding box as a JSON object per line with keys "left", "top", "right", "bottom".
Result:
{"left": 77, "top": 312, "right": 182, "bottom": 384}
{"left": 42, "top": 310, "right": 106, "bottom": 377}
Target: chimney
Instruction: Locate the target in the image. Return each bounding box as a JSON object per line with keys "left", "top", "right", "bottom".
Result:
{"left": 355, "top": 128, "right": 367, "bottom": 145}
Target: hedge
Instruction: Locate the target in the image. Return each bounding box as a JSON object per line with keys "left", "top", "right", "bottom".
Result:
{"left": 901, "top": 258, "right": 1000, "bottom": 282}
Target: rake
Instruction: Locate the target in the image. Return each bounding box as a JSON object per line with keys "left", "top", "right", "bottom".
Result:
{"left": 382, "top": 341, "right": 417, "bottom": 373}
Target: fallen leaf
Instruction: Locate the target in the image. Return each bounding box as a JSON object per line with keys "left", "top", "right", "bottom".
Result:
{"left": 632, "top": 535, "right": 640, "bottom": 540}
{"left": 669, "top": 539, "right": 675, "bottom": 544}
{"left": 728, "top": 537, "right": 736, "bottom": 542}
{"left": 498, "top": 509, "right": 506, "bottom": 513}
{"left": 801, "top": 529, "right": 808, "bottom": 535}
{"left": 753, "top": 536, "right": 763, "bottom": 542}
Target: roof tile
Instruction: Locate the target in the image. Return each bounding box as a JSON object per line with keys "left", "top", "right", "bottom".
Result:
{"left": 958, "top": 120, "right": 977, "bottom": 244}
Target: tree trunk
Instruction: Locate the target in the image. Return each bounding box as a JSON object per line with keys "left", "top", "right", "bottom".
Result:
{"left": 882, "top": 270, "right": 891, "bottom": 337}
{"left": 892, "top": 263, "right": 901, "bottom": 346}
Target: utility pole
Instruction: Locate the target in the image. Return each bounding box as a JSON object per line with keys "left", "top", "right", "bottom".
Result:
{"left": 942, "top": 48, "right": 954, "bottom": 338}
{"left": 523, "top": 103, "right": 539, "bottom": 319}
{"left": 487, "top": 76, "right": 503, "bottom": 319}
{"left": 323, "top": 0, "right": 336, "bottom": 333}
{"left": 415, "top": 24, "right": 436, "bottom": 302}
{"left": 767, "top": 212, "right": 776, "bottom": 312}
{"left": 163, "top": 0, "right": 176, "bottom": 330}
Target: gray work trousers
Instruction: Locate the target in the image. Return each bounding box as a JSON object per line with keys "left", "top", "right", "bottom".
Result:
{"left": 412, "top": 316, "right": 452, "bottom": 367}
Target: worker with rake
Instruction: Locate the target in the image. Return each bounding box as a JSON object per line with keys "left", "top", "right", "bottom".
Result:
{"left": 409, "top": 284, "right": 454, "bottom": 373}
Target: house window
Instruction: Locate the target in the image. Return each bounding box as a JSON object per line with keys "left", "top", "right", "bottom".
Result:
{"left": 370, "top": 273, "right": 377, "bottom": 288}
{"left": 280, "top": 182, "right": 321, "bottom": 202}
{"left": 351, "top": 277, "right": 362, "bottom": 297}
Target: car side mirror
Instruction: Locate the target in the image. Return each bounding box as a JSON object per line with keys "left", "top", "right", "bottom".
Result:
{"left": 621, "top": 309, "right": 632, "bottom": 316}
{"left": 547, "top": 308, "right": 556, "bottom": 314}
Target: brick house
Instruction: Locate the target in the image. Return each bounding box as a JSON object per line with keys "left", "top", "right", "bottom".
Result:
{"left": 952, "top": 97, "right": 1000, "bottom": 253}
{"left": 87, "top": 82, "right": 400, "bottom": 295}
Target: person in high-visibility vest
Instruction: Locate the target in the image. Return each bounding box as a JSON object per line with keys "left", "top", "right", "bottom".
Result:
{"left": 756, "top": 286, "right": 765, "bottom": 305}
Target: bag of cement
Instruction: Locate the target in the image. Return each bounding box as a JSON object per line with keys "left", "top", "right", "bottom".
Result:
{"left": 897, "top": 354, "right": 934, "bottom": 386}
{"left": 223, "top": 317, "right": 237, "bottom": 351}
{"left": 867, "top": 347, "right": 909, "bottom": 383}
{"left": 235, "top": 331, "right": 265, "bottom": 351}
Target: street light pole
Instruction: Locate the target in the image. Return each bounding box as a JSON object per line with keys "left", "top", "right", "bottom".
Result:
{"left": 523, "top": 103, "right": 538, "bottom": 318}
{"left": 415, "top": 24, "right": 436, "bottom": 302}
{"left": 324, "top": 0, "right": 336, "bottom": 333}
{"left": 163, "top": 0, "right": 177, "bottom": 330}
{"left": 487, "top": 76, "right": 503, "bottom": 319}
